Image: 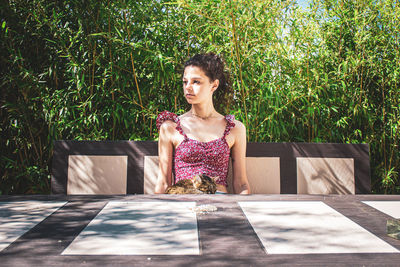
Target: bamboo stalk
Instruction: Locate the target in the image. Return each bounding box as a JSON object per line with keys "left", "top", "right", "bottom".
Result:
{"left": 91, "top": 8, "right": 100, "bottom": 97}
{"left": 130, "top": 52, "right": 144, "bottom": 112}
{"left": 130, "top": 51, "right": 146, "bottom": 126}
{"left": 109, "top": 0, "right": 116, "bottom": 140}
{"left": 26, "top": 120, "right": 40, "bottom": 160}
{"left": 381, "top": 78, "right": 387, "bottom": 193}
{"left": 306, "top": 46, "right": 311, "bottom": 142}
{"left": 229, "top": 1, "right": 248, "bottom": 138}
{"left": 187, "top": 26, "right": 190, "bottom": 57}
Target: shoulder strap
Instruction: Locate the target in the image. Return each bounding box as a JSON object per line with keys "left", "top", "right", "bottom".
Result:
{"left": 174, "top": 116, "right": 188, "bottom": 139}
{"left": 223, "top": 115, "right": 235, "bottom": 138}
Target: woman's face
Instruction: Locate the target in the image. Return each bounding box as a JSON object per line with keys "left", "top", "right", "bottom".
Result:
{"left": 183, "top": 65, "right": 219, "bottom": 105}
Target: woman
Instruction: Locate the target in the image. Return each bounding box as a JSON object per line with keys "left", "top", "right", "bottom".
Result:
{"left": 155, "top": 53, "right": 250, "bottom": 194}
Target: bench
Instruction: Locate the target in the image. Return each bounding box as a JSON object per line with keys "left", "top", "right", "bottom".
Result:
{"left": 51, "top": 141, "right": 370, "bottom": 194}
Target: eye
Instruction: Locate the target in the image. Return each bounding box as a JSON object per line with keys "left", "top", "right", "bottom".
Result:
{"left": 183, "top": 81, "right": 187, "bottom": 85}
{"left": 193, "top": 80, "right": 200, "bottom": 84}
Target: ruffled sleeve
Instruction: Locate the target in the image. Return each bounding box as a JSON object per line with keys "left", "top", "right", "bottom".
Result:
{"left": 156, "top": 111, "right": 178, "bottom": 131}
{"left": 156, "top": 111, "right": 187, "bottom": 137}
{"left": 223, "top": 114, "right": 236, "bottom": 137}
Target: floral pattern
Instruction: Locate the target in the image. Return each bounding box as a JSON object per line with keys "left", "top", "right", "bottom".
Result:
{"left": 157, "top": 110, "right": 235, "bottom": 186}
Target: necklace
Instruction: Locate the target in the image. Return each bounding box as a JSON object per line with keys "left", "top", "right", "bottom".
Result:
{"left": 191, "top": 111, "right": 216, "bottom": 120}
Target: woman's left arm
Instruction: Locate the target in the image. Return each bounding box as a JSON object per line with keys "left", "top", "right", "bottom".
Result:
{"left": 231, "top": 121, "right": 251, "bottom": 194}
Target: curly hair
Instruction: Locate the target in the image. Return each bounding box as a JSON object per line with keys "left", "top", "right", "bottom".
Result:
{"left": 183, "top": 53, "right": 232, "bottom": 112}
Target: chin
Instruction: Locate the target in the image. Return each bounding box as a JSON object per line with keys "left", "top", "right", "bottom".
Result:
{"left": 185, "top": 98, "right": 194, "bottom": 104}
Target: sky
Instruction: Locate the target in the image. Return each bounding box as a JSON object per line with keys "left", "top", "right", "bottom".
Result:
{"left": 297, "top": 0, "right": 311, "bottom": 10}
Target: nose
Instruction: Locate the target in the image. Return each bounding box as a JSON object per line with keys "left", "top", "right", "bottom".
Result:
{"left": 185, "top": 81, "right": 193, "bottom": 92}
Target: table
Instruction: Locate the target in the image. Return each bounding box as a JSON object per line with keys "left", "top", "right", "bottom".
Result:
{"left": 1, "top": 194, "right": 399, "bottom": 266}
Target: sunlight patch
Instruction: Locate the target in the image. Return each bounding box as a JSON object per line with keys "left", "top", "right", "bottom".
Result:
{"left": 362, "top": 201, "right": 400, "bottom": 219}
{"left": 239, "top": 201, "right": 399, "bottom": 254}
{"left": 0, "top": 201, "right": 66, "bottom": 252}
{"left": 62, "top": 201, "right": 199, "bottom": 255}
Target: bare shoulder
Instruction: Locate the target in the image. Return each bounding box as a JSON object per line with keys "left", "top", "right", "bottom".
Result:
{"left": 232, "top": 119, "right": 246, "bottom": 136}
{"left": 159, "top": 120, "right": 177, "bottom": 135}
{"left": 226, "top": 119, "right": 246, "bottom": 149}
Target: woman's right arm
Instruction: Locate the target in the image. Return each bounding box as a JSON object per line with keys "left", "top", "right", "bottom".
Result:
{"left": 154, "top": 121, "right": 175, "bottom": 193}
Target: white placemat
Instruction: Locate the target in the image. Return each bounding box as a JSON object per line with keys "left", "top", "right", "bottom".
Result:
{"left": 239, "top": 201, "right": 399, "bottom": 254}
{"left": 0, "top": 201, "right": 66, "bottom": 252}
{"left": 362, "top": 201, "right": 400, "bottom": 219}
{"left": 62, "top": 201, "right": 199, "bottom": 255}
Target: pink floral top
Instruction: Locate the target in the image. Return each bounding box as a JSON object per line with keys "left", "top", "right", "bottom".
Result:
{"left": 156, "top": 111, "right": 235, "bottom": 186}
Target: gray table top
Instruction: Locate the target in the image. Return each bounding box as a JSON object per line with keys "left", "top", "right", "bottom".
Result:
{"left": 0, "top": 194, "right": 400, "bottom": 266}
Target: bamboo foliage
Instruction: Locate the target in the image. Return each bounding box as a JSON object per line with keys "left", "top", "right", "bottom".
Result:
{"left": 1, "top": 0, "right": 399, "bottom": 194}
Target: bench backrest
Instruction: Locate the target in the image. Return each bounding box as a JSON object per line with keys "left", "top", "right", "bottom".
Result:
{"left": 51, "top": 141, "right": 370, "bottom": 194}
